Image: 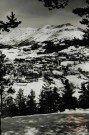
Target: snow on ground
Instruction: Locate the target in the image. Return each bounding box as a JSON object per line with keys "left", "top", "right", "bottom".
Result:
{"left": 53, "top": 78, "right": 64, "bottom": 88}
{"left": 71, "top": 62, "right": 89, "bottom": 72}
{"left": 12, "top": 78, "right": 44, "bottom": 101}
{"left": 61, "top": 61, "right": 74, "bottom": 66}
{"left": 57, "top": 30, "right": 83, "bottom": 40}
{"left": 17, "top": 51, "right": 38, "bottom": 59}
{"left": 0, "top": 48, "right": 38, "bottom": 61}
{"left": 0, "top": 47, "right": 56, "bottom": 61}
{"left": 73, "top": 88, "right": 81, "bottom": 99}
{"left": 5, "top": 74, "right": 88, "bottom": 101}
{"left": 61, "top": 108, "right": 89, "bottom": 114}
{"left": 0, "top": 24, "right": 84, "bottom": 46}
{"left": 66, "top": 75, "right": 88, "bottom": 88}
{"left": 0, "top": 34, "right": 3, "bottom": 39}
{"left": 8, "top": 78, "right": 65, "bottom": 101}
{"left": 50, "top": 78, "right": 64, "bottom": 96}
{"left": 1, "top": 48, "right": 19, "bottom": 61}
{"left": 24, "top": 127, "right": 38, "bottom": 135}
{"left": 52, "top": 70, "right": 63, "bottom": 76}
{"left": 0, "top": 27, "right": 37, "bottom": 45}
{"left": 60, "top": 46, "right": 89, "bottom": 56}
{"left": 60, "top": 46, "right": 83, "bottom": 53}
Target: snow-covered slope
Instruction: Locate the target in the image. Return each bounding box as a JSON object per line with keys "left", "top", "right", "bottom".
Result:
{"left": 0, "top": 24, "right": 84, "bottom": 46}
{"left": 0, "top": 28, "right": 37, "bottom": 45}
{"left": 0, "top": 34, "right": 3, "bottom": 40}
{"left": 31, "top": 24, "right": 84, "bottom": 42}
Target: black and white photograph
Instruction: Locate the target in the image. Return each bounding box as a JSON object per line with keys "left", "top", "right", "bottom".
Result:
{"left": 0, "top": 0, "right": 89, "bottom": 134}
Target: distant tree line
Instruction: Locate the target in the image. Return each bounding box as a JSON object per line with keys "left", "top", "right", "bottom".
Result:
{"left": 1, "top": 80, "right": 89, "bottom": 118}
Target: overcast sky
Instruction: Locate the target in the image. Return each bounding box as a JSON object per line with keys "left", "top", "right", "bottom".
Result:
{"left": 0, "top": 0, "right": 87, "bottom": 28}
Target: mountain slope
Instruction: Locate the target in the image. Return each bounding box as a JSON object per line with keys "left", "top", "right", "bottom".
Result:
{"left": 0, "top": 24, "right": 84, "bottom": 46}
{"left": 31, "top": 24, "right": 84, "bottom": 42}
{"left": 0, "top": 27, "right": 37, "bottom": 46}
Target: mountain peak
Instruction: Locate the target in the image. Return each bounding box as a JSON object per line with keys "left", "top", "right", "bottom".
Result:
{"left": 41, "top": 23, "right": 73, "bottom": 29}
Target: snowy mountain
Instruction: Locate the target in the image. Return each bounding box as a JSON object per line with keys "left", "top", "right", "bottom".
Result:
{"left": 0, "top": 23, "right": 84, "bottom": 46}
{"left": 31, "top": 24, "right": 84, "bottom": 43}
{"left": 0, "top": 27, "right": 37, "bottom": 46}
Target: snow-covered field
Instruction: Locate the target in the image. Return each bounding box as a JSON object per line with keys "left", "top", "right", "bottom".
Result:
{"left": 6, "top": 77, "right": 64, "bottom": 101}
{"left": 60, "top": 46, "right": 89, "bottom": 56}
{"left": 71, "top": 62, "right": 89, "bottom": 72}
{"left": 66, "top": 75, "right": 88, "bottom": 88}
{"left": 1, "top": 48, "right": 19, "bottom": 61}
{"left": 12, "top": 78, "right": 44, "bottom": 101}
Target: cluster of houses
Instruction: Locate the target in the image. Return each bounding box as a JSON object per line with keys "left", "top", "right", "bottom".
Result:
{"left": 4, "top": 49, "right": 89, "bottom": 84}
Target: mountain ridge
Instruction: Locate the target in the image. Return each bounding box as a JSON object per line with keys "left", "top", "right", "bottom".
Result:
{"left": 0, "top": 23, "right": 84, "bottom": 46}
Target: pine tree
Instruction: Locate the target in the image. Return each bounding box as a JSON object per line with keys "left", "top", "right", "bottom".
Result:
{"left": 15, "top": 89, "right": 26, "bottom": 116}
{"left": 79, "top": 83, "right": 89, "bottom": 109}
{"left": 0, "top": 12, "right": 21, "bottom": 33}
{"left": 0, "top": 52, "right": 6, "bottom": 114}
{"left": 7, "top": 87, "right": 15, "bottom": 94}
{"left": 73, "top": 0, "right": 89, "bottom": 44}
{"left": 4, "top": 96, "right": 18, "bottom": 117}
{"left": 26, "top": 89, "right": 37, "bottom": 115}
{"left": 39, "top": 89, "right": 47, "bottom": 114}
{"left": 50, "top": 87, "right": 62, "bottom": 112}
{"left": 38, "top": 0, "right": 69, "bottom": 10}
{"left": 0, "top": 53, "right": 16, "bottom": 117}
{"left": 62, "top": 79, "right": 77, "bottom": 110}
{"left": 39, "top": 83, "right": 62, "bottom": 114}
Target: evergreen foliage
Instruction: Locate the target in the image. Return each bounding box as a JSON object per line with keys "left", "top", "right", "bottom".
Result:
{"left": 39, "top": 83, "right": 62, "bottom": 113}
{"left": 2, "top": 81, "right": 89, "bottom": 117}
{"left": 38, "top": 0, "right": 69, "bottom": 10}
{"left": 79, "top": 83, "right": 89, "bottom": 109}
{"left": 4, "top": 96, "right": 18, "bottom": 117}
{"left": 7, "top": 87, "right": 16, "bottom": 94}
{"left": 15, "top": 89, "right": 26, "bottom": 116}
{"left": 73, "top": 0, "right": 89, "bottom": 44}
{"left": 26, "top": 89, "right": 37, "bottom": 115}
{"left": 0, "top": 52, "right": 6, "bottom": 114}
{"left": 62, "top": 79, "right": 77, "bottom": 110}
{"left": 0, "top": 12, "right": 21, "bottom": 33}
